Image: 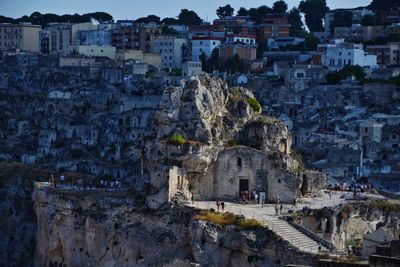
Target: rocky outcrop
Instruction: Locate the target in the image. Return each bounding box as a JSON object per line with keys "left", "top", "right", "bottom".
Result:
{"left": 189, "top": 220, "right": 316, "bottom": 267}
{"left": 32, "top": 183, "right": 192, "bottom": 267}
{"left": 0, "top": 161, "right": 52, "bottom": 267}
{"left": 293, "top": 202, "right": 400, "bottom": 251}
{"left": 145, "top": 75, "right": 313, "bottom": 203}
{"left": 148, "top": 75, "right": 295, "bottom": 173}
{"left": 0, "top": 178, "right": 36, "bottom": 267}
{"left": 33, "top": 184, "right": 317, "bottom": 267}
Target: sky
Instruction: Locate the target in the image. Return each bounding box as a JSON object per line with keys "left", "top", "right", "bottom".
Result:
{"left": 1, "top": 0, "right": 372, "bottom": 22}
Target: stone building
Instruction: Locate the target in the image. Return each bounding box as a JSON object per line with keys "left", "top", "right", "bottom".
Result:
{"left": 190, "top": 146, "right": 299, "bottom": 203}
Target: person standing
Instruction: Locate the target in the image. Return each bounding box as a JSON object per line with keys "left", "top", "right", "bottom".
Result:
{"left": 275, "top": 204, "right": 279, "bottom": 215}
{"left": 216, "top": 200, "right": 220, "bottom": 212}
{"left": 279, "top": 203, "right": 283, "bottom": 214}
{"left": 221, "top": 202, "right": 225, "bottom": 212}
{"left": 254, "top": 193, "right": 259, "bottom": 204}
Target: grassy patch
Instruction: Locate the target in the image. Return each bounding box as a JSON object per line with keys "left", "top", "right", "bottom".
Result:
{"left": 368, "top": 199, "right": 400, "bottom": 212}
{"left": 193, "top": 211, "right": 263, "bottom": 229}
{"left": 169, "top": 133, "right": 186, "bottom": 146}
{"left": 246, "top": 98, "right": 261, "bottom": 113}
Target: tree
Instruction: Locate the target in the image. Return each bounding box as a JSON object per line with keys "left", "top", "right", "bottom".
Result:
{"left": 160, "top": 25, "right": 177, "bottom": 35}
{"left": 0, "top": 15, "right": 14, "bottom": 23}
{"left": 299, "top": 0, "right": 328, "bottom": 32}
{"left": 88, "top": 12, "right": 113, "bottom": 23}
{"left": 162, "top": 17, "right": 179, "bottom": 25}
{"left": 256, "top": 38, "right": 268, "bottom": 59}
{"left": 361, "top": 14, "right": 378, "bottom": 26}
{"left": 199, "top": 51, "right": 209, "bottom": 72}
{"left": 227, "top": 54, "right": 245, "bottom": 74}
{"left": 272, "top": 0, "right": 288, "bottom": 15}
{"left": 208, "top": 48, "right": 220, "bottom": 72}
{"left": 303, "top": 33, "right": 320, "bottom": 50}
{"left": 249, "top": 6, "right": 273, "bottom": 24}
{"left": 326, "top": 65, "right": 366, "bottom": 84}
{"left": 216, "top": 4, "right": 234, "bottom": 18}
{"left": 6, "top": 11, "right": 113, "bottom": 26}
{"left": 370, "top": 0, "right": 400, "bottom": 11}
{"left": 237, "top": 7, "right": 249, "bottom": 16}
{"left": 178, "top": 9, "right": 202, "bottom": 26}
{"left": 287, "top": 8, "right": 303, "bottom": 36}
{"left": 135, "top": 15, "right": 160, "bottom": 24}
{"left": 333, "top": 11, "right": 353, "bottom": 27}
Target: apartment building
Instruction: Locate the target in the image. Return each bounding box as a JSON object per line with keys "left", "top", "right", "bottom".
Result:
{"left": 219, "top": 42, "right": 257, "bottom": 62}
{"left": 112, "top": 23, "right": 161, "bottom": 53}
{"left": 41, "top": 22, "right": 96, "bottom": 55}
{"left": 191, "top": 37, "right": 222, "bottom": 61}
{"left": 0, "top": 23, "right": 41, "bottom": 52}
{"left": 366, "top": 42, "right": 400, "bottom": 65}
{"left": 152, "top": 36, "right": 187, "bottom": 69}
{"left": 258, "top": 16, "right": 290, "bottom": 40}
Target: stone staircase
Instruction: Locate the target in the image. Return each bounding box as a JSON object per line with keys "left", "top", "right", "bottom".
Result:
{"left": 218, "top": 204, "right": 330, "bottom": 254}
{"left": 265, "top": 216, "right": 329, "bottom": 254}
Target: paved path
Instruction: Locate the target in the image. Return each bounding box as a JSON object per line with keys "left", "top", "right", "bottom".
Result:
{"left": 187, "top": 191, "right": 349, "bottom": 254}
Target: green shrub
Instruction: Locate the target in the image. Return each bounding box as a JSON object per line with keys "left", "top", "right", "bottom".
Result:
{"left": 170, "top": 133, "right": 186, "bottom": 146}
{"left": 246, "top": 98, "right": 261, "bottom": 112}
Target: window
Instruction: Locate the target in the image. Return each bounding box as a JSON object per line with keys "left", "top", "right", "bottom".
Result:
{"left": 237, "top": 157, "right": 242, "bottom": 168}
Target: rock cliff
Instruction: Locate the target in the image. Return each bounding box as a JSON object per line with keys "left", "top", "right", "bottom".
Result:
{"left": 293, "top": 201, "right": 400, "bottom": 251}
{"left": 32, "top": 184, "right": 317, "bottom": 267}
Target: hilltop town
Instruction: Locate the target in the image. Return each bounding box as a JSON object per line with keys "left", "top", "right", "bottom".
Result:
{"left": 1, "top": 0, "right": 400, "bottom": 266}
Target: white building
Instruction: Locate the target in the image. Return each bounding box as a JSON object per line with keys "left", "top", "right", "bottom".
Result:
{"left": 191, "top": 37, "right": 222, "bottom": 61}
{"left": 318, "top": 39, "right": 377, "bottom": 70}
{"left": 225, "top": 34, "right": 256, "bottom": 45}
{"left": 153, "top": 36, "right": 187, "bottom": 69}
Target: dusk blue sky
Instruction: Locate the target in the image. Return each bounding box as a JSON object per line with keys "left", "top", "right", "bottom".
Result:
{"left": 1, "top": 0, "right": 372, "bottom": 21}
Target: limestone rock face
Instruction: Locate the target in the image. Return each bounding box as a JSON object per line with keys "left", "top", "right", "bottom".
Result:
{"left": 32, "top": 184, "right": 193, "bottom": 267}
{"left": 294, "top": 202, "right": 400, "bottom": 251}
{"left": 189, "top": 219, "right": 316, "bottom": 267}
{"left": 33, "top": 184, "right": 317, "bottom": 267}
{"left": 0, "top": 179, "right": 36, "bottom": 267}
{"left": 149, "top": 74, "right": 297, "bottom": 176}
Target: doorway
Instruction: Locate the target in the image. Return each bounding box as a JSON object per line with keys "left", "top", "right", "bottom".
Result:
{"left": 239, "top": 179, "right": 249, "bottom": 194}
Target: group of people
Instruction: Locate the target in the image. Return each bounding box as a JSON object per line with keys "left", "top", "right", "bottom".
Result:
{"left": 48, "top": 174, "right": 122, "bottom": 191}
{"left": 216, "top": 200, "right": 225, "bottom": 212}
{"left": 240, "top": 190, "right": 262, "bottom": 205}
